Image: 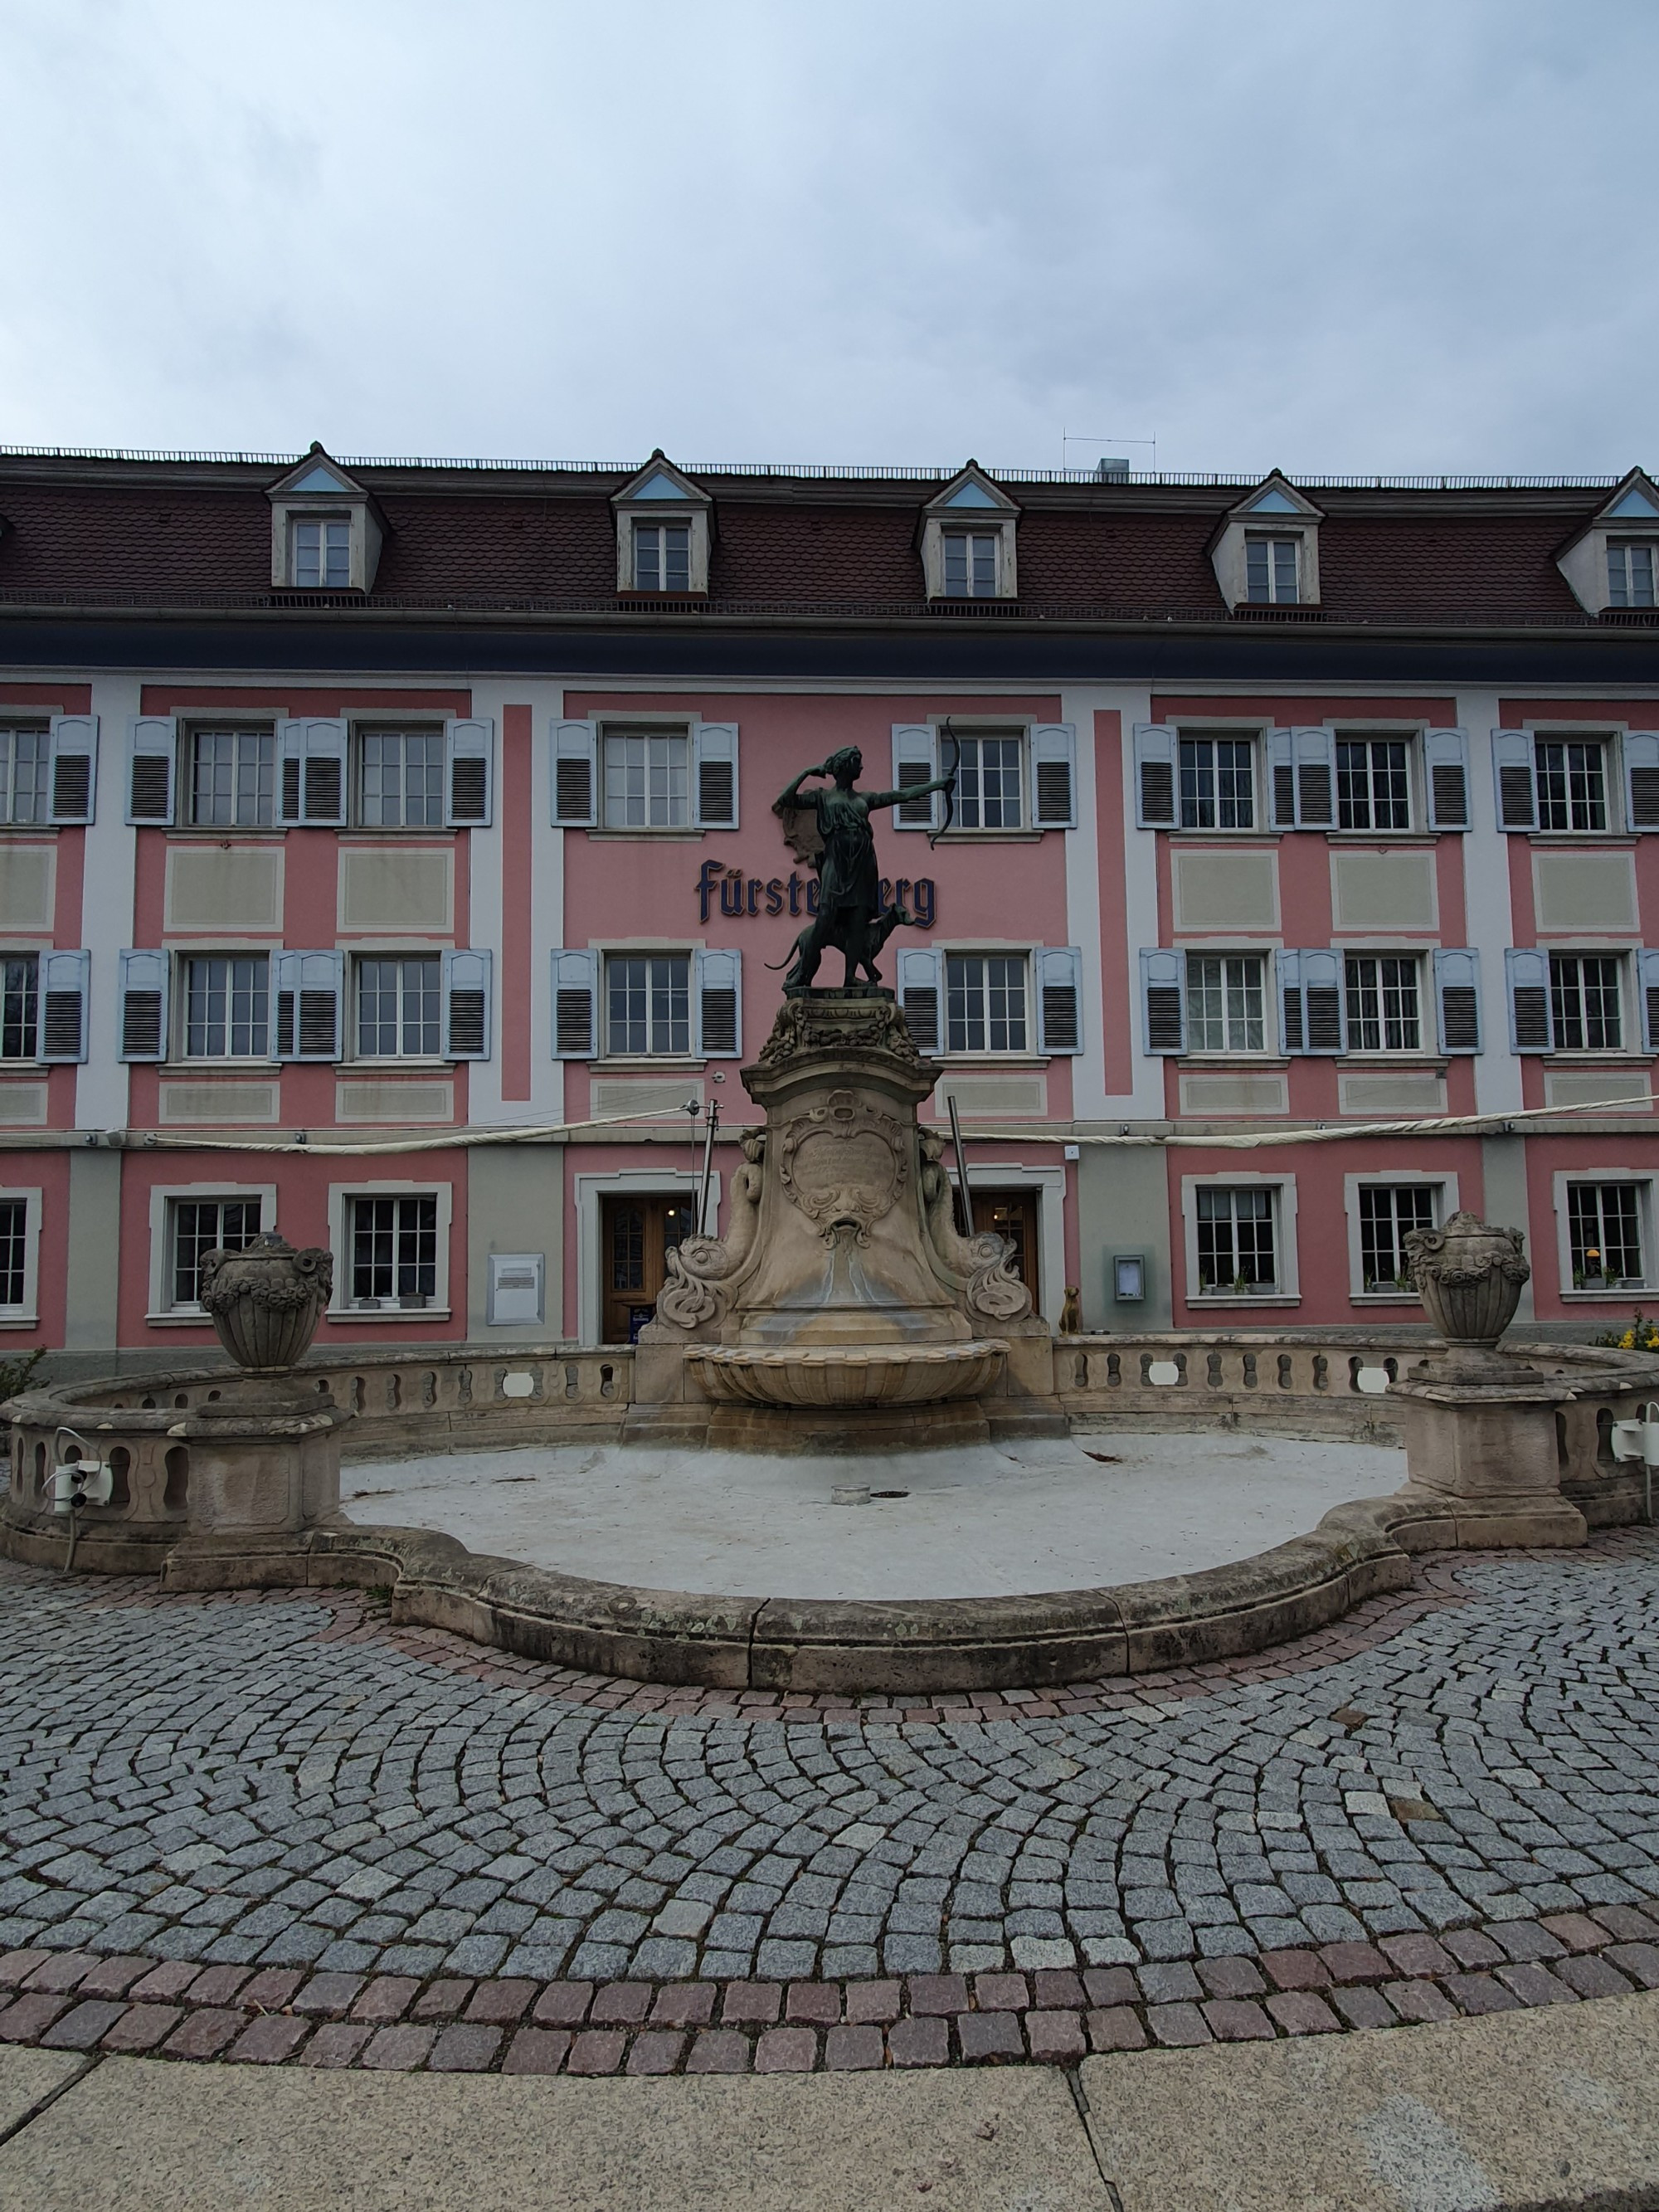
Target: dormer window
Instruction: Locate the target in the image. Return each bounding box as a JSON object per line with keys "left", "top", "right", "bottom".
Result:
{"left": 267, "top": 446, "right": 384, "bottom": 592}
{"left": 634, "top": 521, "right": 691, "bottom": 592}
{"left": 1608, "top": 540, "right": 1657, "bottom": 609}
{"left": 919, "top": 465, "right": 1019, "bottom": 602}
{"left": 613, "top": 455, "right": 712, "bottom": 594}
{"left": 1557, "top": 471, "right": 1659, "bottom": 614}
{"left": 1245, "top": 534, "right": 1299, "bottom": 605}
{"left": 292, "top": 517, "right": 351, "bottom": 589}
{"left": 1210, "top": 475, "right": 1322, "bottom": 610}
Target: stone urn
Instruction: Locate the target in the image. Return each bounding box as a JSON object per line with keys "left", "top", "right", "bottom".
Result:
{"left": 1403, "top": 1211, "right": 1530, "bottom": 1357}
{"left": 198, "top": 1233, "right": 333, "bottom": 1373}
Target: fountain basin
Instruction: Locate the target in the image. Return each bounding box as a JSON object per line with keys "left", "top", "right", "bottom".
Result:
{"left": 687, "top": 1338, "right": 1007, "bottom": 1410}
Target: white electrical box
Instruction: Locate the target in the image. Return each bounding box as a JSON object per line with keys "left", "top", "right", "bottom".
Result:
{"left": 488, "top": 1253, "right": 545, "bottom": 1327}
{"left": 52, "top": 1461, "right": 113, "bottom": 1513}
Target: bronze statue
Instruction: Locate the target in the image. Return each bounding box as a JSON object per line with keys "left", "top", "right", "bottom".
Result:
{"left": 771, "top": 745, "right": 956, "bottom": 992}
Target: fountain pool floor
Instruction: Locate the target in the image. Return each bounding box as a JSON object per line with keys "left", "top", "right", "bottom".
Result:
{"left": 339, "top": 1431, "right": 1403, "bottom": 1601}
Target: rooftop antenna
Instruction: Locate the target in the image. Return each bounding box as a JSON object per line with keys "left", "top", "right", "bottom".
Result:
{"left": 1062, "top": 431, "right": 1156, "bottom": 476}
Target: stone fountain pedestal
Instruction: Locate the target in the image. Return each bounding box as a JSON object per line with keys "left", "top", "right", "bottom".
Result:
{"left": 628, "top": 988, "right": 1063, "bottom": 1451}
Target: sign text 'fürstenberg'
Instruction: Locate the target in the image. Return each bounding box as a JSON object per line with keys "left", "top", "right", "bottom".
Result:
{"left": 696, "top": 862, "right": 936, "bottom": 927}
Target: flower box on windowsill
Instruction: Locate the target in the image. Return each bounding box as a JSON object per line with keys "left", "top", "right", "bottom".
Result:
{"left": 333, "top": 1304, "right": 452, "bottom": 1323}
{"left": 1191, "top": 1294, "right": 1301, "bottom": 1307}
{"left": 400, "top": 1294, "right": 431, "bottom": 1310}
{"left": 1564, "top": 1279, "right": 1648, "bottom": 1299}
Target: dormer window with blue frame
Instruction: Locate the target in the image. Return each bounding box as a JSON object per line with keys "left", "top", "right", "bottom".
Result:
{"left": 1558, "top": 470, "right": 1659, "bottom": 614}
{"left": 267, "top": 446, "right": 384, "bottom": 592}
{"left": 1209, "top": 475, "right": 1323, "bottom": 609}
{"left": 919, "top": 465, "right": 1019, "bottom": 601}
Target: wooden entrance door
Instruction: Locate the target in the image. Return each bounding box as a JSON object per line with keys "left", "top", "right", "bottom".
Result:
{"left": 601, "top": 1191, "right": 698, "bottom": 1343}
{"left": 971, "top": 1188, "right": 1039, "bottom": 1314}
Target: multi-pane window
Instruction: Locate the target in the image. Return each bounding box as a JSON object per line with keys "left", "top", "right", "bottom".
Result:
{"left": 357, "top": 957, "right": 441, "bottom": 1058}
{"left": 634, "top": 523, "right": 690, "bottom": 592}
{"left": 602, "top": 730, "right": 690, "bottom": 830}
{"left": 1179, "top": 737, "right": 1254, "bottom": 830}
{"left": 292, "top": 519, "right": 350, "bottom": 588}
{"left": 170, "top": 1196, "right": 262, "bottom": 1309}
{"left": 0, "top": 727, "right": 51, "bottom": 825}
{"left": 182, "top": 956, "right": 269, "bottom": 1059}
{"left": 358, "top": 729, "right": 445, "bottom": 827}
{"left": 606, "top": 954, "right": 691, "bottom": 1056}
{"left": 0, "top": 1197, "right": 28, "bottom": 1308}
{"left": 1535, "top": 738, "right": 1608, "bottom": 832}
{"left": 945, "top": 953, "right": 1028, "bottom": 1054}
{"left": 1185, "top": 953, "right": 1266, "bottom": 1053}
{"left": 1336, "top": 738, "right": 1412, "bottom": 831}
{"left": 1194, "top": 1186, "right": 1278, "bottom": 1292}
{"left": 0, "top": 957, "right": 37, "bottom": 1061}
{"left": 942, "top": 531, "right": 998, "bottom": 597}
{"left": 1245, "top": 536, "right": 1299, "bottom": 604}
{"left": 1608, "top": 543, "right": 1657, "bottom": 609}
{"left": 1358, "top": 1185, "right": 1437, "bottom": 1294}
{"left": 190, "top": 728, "right": 276, "bottom": 827}
{"left": 955, "top": 735, "right": 1024, "bottom": 830}
{"left": 1567, "top": 1183, "right": 1644, "bottom": 1286}
{"left": 349, "top": 1194, "right": 438, "bottom": 1305}
{"left": 1345, "top": 957, "right": 1422, "bottom": 1053}
{"left": 1550, "top": 953, "right": 1623, "bottom": 1051}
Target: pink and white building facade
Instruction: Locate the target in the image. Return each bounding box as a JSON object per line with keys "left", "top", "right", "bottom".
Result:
{"left": 2, "top": 444, "right": 1658, "bottom": 1370}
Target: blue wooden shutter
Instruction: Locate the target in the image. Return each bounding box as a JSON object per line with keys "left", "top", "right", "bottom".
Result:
{"left": 37, "top": 948, "right": 90, "bottom": 1062}
{"left": 446, "top": 719, "right": 494, "bottom": 826}
{"left": 1293, "top": 728, "right": 1335, "bottom": 828}
{"left": 1267, "top": 729, "right": 1298, "bottom": 829}
{"left": 277, "top": 719, "right": 347, "bottom": 826}
{"left": 552, "top": 721, "right": 598, "bottom": 826}
{"left": 891, "top": 724, "right": 937, "bottom": 830}
{"left": 46, "top": 716, "right": 97, "bottom": 825}
{"left": 1281, "top": 949, "right": 1345, "bottom": 1054}
{"left": 1506, "top": 948, "right": 1553, "bottom": 1050}
{"left": 1131, "top": 724, "right": 1178, "bottom": 828}
{"left": 125, "top": 719, "right": 176, "bottom": 826}
{"left": 693, "top": 723, "right": 739, "bottom": 829}
{"left": 442, "top": 948, "right": 492, "bottom": 1060}
{"left": 1424, "top": 729, "right": 1471, "bottom": 831}
{"left": 1624, "top": 731, "right": 1659, "bottom": 832}
{"left": 551, "top": 948, "right": 598, "bottom": 1057}
{"left": 1036, "top": 946, "right": 1082, "bottom": 1053}
{"left": 1640, "top": 948, "right": 1659, "bottom": 1052}
{"left": 1139, "top": 948, "right": 1185, "bottom": 1055}
{"left": 118, "top": 949, "right": 168, "bottom": 1060}
{"left": 1433, "top": 948, "right": 1482, "bottom": 1053}
{"left": 898, "top": 944, "right": 943, "bottom": 1050}
{"left": 1029, "top": 724, "right": 1077, "bottom": 829}
{"left": 273, "top": 950, "right": 343, "bottom": 1060}
{"left": 694, "top": 947, "right": 742, "bottom": 1057}
{"left": 1492, "top": 730, "right": 1539, "bottom": 831}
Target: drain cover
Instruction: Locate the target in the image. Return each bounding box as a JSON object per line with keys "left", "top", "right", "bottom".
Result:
{"left": 870, "top": 1489, "right": 910, "bottom": 1500}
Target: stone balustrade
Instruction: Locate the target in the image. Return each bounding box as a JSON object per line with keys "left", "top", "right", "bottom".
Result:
{"left": 1057, "top": 1331, "right": 1421, "bottom": 1440}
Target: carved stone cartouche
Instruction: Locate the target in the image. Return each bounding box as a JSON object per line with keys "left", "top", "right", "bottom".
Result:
{"left": 198, "top": 1232, "right": 333, "bottom": 1372}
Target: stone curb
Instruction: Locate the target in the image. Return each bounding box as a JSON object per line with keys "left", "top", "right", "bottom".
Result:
{"left": 3, "top": 1904, "right": 1656, "bottom": 2076}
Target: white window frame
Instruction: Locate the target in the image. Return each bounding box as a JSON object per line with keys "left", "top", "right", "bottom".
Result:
{"left": 1183, "top": 949, "right": 1271, "bottom": 1057}
{"left": 146, "top": 1182, "right": 277, "bottom": 1322}
{"left": 949, "top": 728, "right": 1027, "bottom": 832}
{"left": 1534, "top": 733, "right": 1613, "bottom": 835}
{"left": 1343, "top": 1172, "right": 1457, "bottom": 1305}
{"left": 0, "top": 1186, "right": 41, "bottom": 1325}
{"left": 184, "top": 723, "right": 279, "bottom": 830}
{"left": 178, "top": 950, "right": 272, "bottom": 1063}
{"left": 1181, "top": 1172, "right": 1299, "bottom": 1306}
{"left": 630, "top": 519, "right": 693, "bottom": 593}
{"left": 599, "top": 723, "right": 693, "bottom": 833}
{"left": 940, "top": 529, "right": 1003, "bottom": 599}
{"left": 289, "top": 514, "right": 353, "bottom": 590}
{"left": 1548, "top": 948, "right": 1629, "bottom": 1055}
{"left": 942, "top": 948, "right": 1033, "bottom": 1058}
{"left": 1177, "top": 730, "right": 1258, "bottom": 832}
{"left": 1607, "top": 540, "right": 1659, "bottom": 610}
{"left": 0, "top": 724, "right": 54, "bottom": 827}
{"left": 0, "top": 952, "right": 39, "bottom": 1064}
{"left": 1244, "top": 533, "right": 1301, "bottom": 605}
{"left": 353, "top": 724, "right": 448, "bottom": 831}
{"left": 351, "top": 951, "right": 445, "bottom": 1063}
{"left": 603, "top": 948, "right": 694, "bottom": 1060}
{"left": 1343, "top": 952, "right": 1428, "bottom": 1057}
{"left": 1334, "top": 733, "right": 1415, "bottom": 833}
{"left": 327, "top": 1181, "right": 454, "bottom": 1321}
{"left": 1552, "top": 1169, "right": 1654, "bottom": 1300}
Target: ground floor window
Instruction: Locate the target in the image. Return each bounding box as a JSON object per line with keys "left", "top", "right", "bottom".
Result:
{"left": 1357, "top": 1184, "right": 1438, "bottom": 1294}
{"left": 0, "top": 1196, "right": 28, "bottom": 1308}
{"left": 1567, "top": 1182, "right": 1646, "bottom": 1289}
{"left": 349, "top": 1194, "right": 439, "bottom": 1308}
{"left": 1194, "top": 1186, "right": 1279, "bottom": 1294}
{"left": 169, "top": 1196, "right": 263, "bottom": 1310}
{"left": 946, "top": 953, "right": 1028, "bottom": 1054}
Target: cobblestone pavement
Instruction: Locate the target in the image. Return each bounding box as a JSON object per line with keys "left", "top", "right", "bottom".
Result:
{"left": 2, "top": 1536, "right": 1657, "bottom": 2073}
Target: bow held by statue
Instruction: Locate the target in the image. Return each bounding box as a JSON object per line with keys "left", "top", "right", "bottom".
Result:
{"left": 930, "top": 719, "right": 959, "bottom": 848}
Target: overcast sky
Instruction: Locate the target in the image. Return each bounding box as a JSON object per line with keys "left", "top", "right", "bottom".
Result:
{"left": 2, "top": 0, "right": 1653, "bottom": 477}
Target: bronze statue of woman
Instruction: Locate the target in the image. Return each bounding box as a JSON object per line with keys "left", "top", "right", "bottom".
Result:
{"left": 772, "top": 745, "right": 956, "bottom": 991}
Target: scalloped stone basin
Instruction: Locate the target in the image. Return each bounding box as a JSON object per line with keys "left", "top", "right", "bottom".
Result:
{"left": 687, "top": 1339, "right": 1007, "bottom": 1409}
